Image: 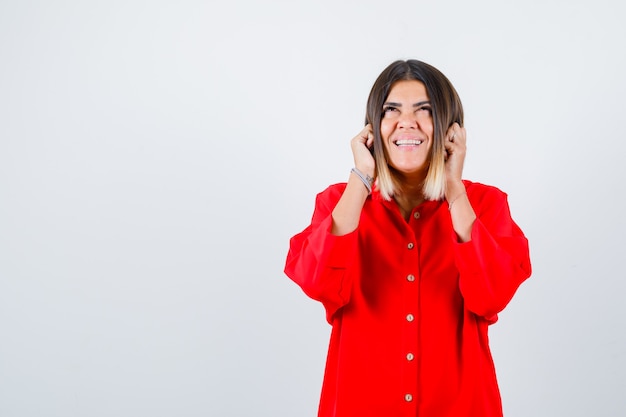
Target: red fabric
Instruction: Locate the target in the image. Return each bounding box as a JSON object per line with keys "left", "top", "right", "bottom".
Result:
{"left": 284, "top": 180, "right": 532, "bottom": 417}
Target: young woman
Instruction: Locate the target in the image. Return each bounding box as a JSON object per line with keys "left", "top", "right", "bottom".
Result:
{"left": 285, "top": 59, "right": 532, "bottom": 417}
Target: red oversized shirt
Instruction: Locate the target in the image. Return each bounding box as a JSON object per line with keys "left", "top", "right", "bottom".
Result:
{"left": 284, "top": 180, "right": 531, "bottom": 417}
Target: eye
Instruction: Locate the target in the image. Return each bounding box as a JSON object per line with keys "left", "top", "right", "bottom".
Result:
{"left": 383, "top": 106, "right": 398, "bottom": 116}
{"left": 416, "top": 105, "right": 432, "bottom": 114}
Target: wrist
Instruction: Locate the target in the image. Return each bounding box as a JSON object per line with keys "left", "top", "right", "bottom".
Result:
{"left": 445, "top": 180, "right": 465, "bottom": 200}
{"left": 354, "top": 164, "right": 375, "bottom": 179}
{"left": 447, "top": 190, "right": 466, "bottom": 211}
{"left": 351, "top": 167, "right": 374, "bottom": 194}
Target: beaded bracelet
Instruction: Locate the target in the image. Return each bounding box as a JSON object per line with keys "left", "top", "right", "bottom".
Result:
{"left": 351, "top": 167, "right": 374, "bottom": 194}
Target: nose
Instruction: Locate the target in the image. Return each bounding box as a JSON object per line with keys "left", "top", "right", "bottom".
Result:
{"left": 398, "top": 111, "right": 418, "bottom": 129}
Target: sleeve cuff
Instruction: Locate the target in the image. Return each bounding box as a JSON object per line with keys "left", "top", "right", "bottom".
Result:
{"left": 318, "top": 214, "right": 359, "bottom": 269}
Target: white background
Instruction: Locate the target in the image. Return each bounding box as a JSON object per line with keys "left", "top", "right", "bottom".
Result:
{"left": 1, "top": 1, "right": 625, "bottom": 416}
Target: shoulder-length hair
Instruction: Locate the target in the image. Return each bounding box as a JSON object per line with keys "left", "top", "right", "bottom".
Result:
{"left": 366, "top": 60, "right": 464, "bottom": 201}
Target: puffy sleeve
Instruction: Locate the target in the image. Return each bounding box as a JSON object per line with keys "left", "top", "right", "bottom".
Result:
{"left": 284, "top": 184, "right": 358, "bottom": 322}
{"left": 455, "top": 183, "right": 532, "bottom": 322}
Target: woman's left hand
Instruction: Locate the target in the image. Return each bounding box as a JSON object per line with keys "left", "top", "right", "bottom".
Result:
{"left": 444, "top": 123, "right": 475, "bottom": 242}
{"left": 444, "top": 122, "right": 467, "bottom": 186}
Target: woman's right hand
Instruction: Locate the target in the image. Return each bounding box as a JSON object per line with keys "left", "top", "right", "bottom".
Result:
{"left": 332, "top": 124, "right": 376, "bottom": 235}
{"left": 351, "top": 124, "right": 376, "bottom": 177}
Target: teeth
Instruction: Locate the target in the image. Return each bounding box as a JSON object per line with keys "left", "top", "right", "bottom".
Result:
{"left": 395, "top": 139, "right": 423, "bottom": 146}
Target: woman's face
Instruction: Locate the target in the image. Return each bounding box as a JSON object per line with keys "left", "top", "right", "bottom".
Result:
{"left": 380, "top": 80, "right": 434, "bottom": 176}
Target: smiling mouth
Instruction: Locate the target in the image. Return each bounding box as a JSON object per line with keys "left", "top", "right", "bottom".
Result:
{"left": 394, "top": 139, "right": 423, "bottom": 146}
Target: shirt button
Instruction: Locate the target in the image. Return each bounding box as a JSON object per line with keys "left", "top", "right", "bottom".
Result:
{"left": 407, "top": 242, "right": 414, "bottom": 249}
{"left": 406, "top": 314, "right": 414, "bottom": 322}
{"left": 405, "top": 394, "right": 413, "bottom": 402}
{"left": 413, "top": 211, "right": 420, "bottom": 219}
{"left": 406, "top": 353, "right": 414, "bottom": 361}
{"left": 407, "top": 274, "right": 415, "bottom": 282}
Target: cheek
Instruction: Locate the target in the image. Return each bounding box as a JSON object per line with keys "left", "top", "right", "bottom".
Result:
{"left": 420, "top": 117, "right": 434, "bottom": 135}
{"left": 380, "top": 120, "right": 394, "bottom": 141}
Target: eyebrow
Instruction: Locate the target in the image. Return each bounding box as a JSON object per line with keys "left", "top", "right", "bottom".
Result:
{"left": 383, "top": 100, "right": 431, "bottom": 107}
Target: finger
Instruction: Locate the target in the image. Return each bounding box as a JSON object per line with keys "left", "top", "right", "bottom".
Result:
{"left": 358, "top": 125, "right": 371, "bottom": 141}
{"left": 448, "top": 124, "right": 466, "bottom": 145}
{"left": 366, "top": 131, "right": 374, "bottom": 148}
{"left": 447, "top": 124, "right": 457, "bottom": 143}
{"left": 444, "top": 137, "right": 454, "bottom": 155}
{"left": 457, "top": 126, "right": 466, "bottom": 144}
{"left": 355, "top": 124, "right": 374, "bottom": 148}
{"left": 352, "top": 129, "right": 368, "bottom": 146}
{"left": 453, "top": 129, "right": 466, "bottom": 148}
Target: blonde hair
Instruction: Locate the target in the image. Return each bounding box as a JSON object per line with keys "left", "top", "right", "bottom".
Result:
{"left": 366, "top": 60, "right": 464, "bottom": 201}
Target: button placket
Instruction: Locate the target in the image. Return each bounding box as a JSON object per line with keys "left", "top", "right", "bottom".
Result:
{"left": 402, "top": 233, "right": 419, "bottom": 410}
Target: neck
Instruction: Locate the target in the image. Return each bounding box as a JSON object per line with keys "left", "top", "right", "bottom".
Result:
{"left": 392, "top": 171, "right": 427, "bottom": 220}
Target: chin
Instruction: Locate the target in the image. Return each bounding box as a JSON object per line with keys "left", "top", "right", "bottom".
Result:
{"left": 390, "top": 160, "right": 429, "bottom": 173}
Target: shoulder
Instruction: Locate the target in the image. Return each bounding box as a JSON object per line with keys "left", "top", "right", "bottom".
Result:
{"left": 320, "top": 182, "right": 348, "bottom": 194}
{"left": 463, "top": 179, "right": 507, "bottom": 195}
{"left": 463, "top": 180, "right": 509, "bottom": 208}
{"left": 314, "top": 182, "right": 348, "bottom": 206}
